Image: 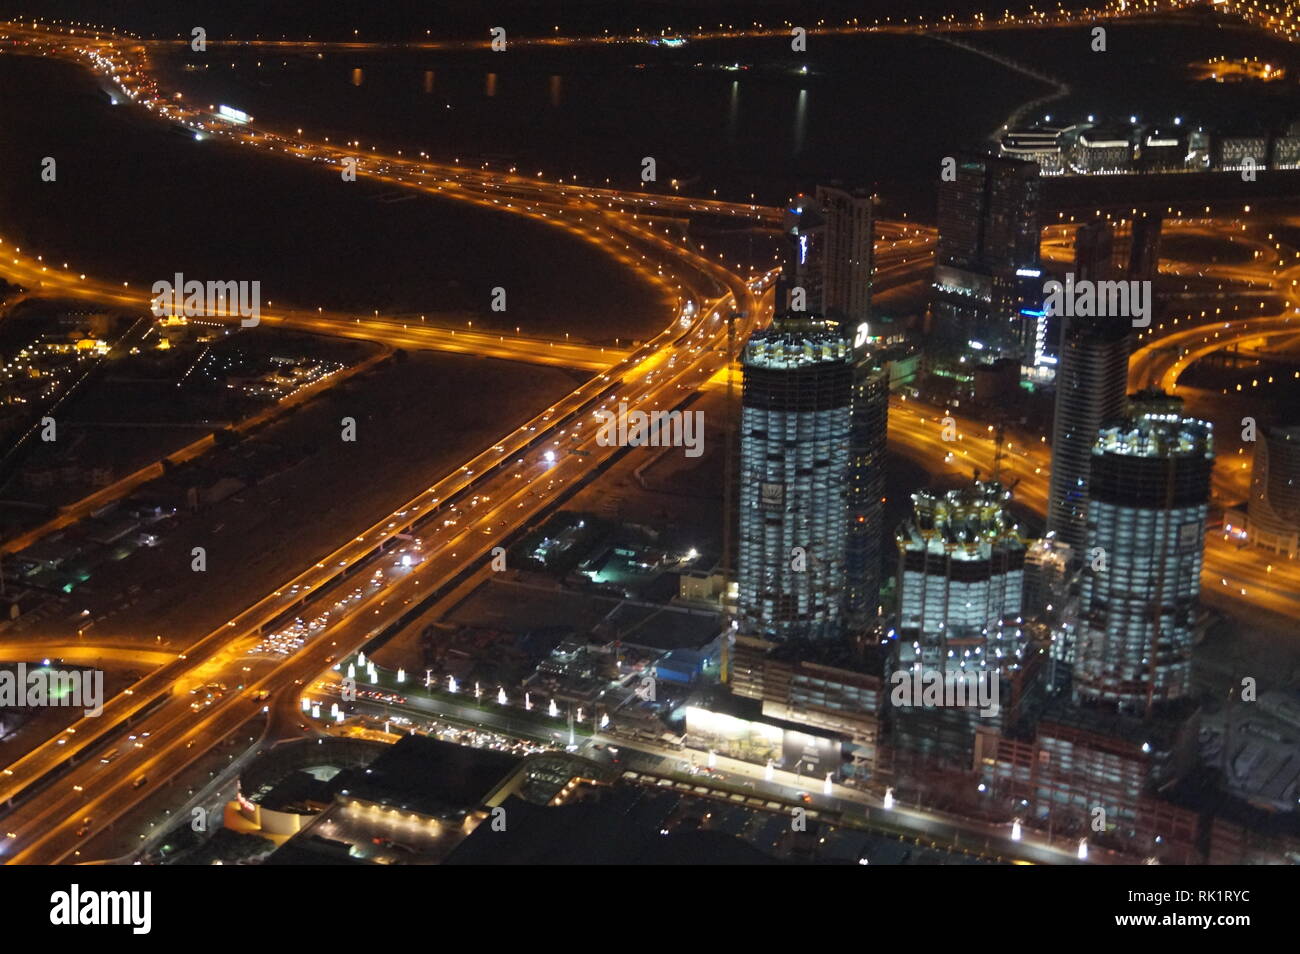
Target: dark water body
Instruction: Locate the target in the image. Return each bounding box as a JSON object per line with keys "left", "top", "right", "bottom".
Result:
{"left": 149, "top": 16, "right": 1300, "bottom": 213}
{"left": 0, "top": 55, "right": 663, "bottom": 342}
{"left": 972, "top": 14, "right": 1300, "bottom": 133}
{"left": 154, "top": 32, "right": 1031, "bottom": 212}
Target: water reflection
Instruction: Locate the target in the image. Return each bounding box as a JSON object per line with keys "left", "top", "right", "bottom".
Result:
{"left": 727, "top": 80, "right": 739, "bottom": 141}
{"left": 422, "top": 69, "right": 434, "bottom": 94}
{"left": 549, "top": 74, "right": 562, "bottom": 108}
{"left": 485, "top": 72, "right": 497, "bottom": 97}
{"left": 350, "top": 67, "right": 363, "bottom": 86}
{"left": 794, "top": 88, "right": 808, "bottom": 155}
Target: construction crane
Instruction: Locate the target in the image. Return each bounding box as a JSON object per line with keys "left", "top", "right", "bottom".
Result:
{"left": 972, "top": 413, "right": 1019, "bottom": 492}
{"left": 991, "top": 416, "right": 1006, "bottom": 483}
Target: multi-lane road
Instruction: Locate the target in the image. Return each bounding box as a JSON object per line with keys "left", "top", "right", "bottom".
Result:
{"left": 0, "top": 20, "right": 775, "bottom": 858}
{"left": 1, "top": 233, "right": 765, "bottom": 863}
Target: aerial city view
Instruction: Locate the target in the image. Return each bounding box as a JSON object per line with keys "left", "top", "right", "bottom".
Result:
{"left": 0, "top": 0, "right": 1295, "bottom": 913}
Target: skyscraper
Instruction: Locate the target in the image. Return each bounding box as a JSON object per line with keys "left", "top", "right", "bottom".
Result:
{"left": 895, "top": 480, "right": 1028, "bottom": 674}
{"left": 845, "top": 355, "right": 889, "bottom": 630}
{"left": 1072, "top": 219, "right": 1115, "bottom": 284}
{"left": 1075, "top": 404, "right": 1213, "bottom": 714}
{"left": 1124, "top": 211, "right": 1164, "bottom": 284}
{"left": 1045, "top": 225, "right": 1134, "bottom": 557}
{"left": 772, "top": 189, "right": 889, "bottom": 633}
{"left": 892, "top": 480, "right": 1031, "bottom": 766}
{"left": 815, "top": 185, "right": 875, "bottom": 325}
{"left": 777, "top": 197, "right": 825, "bottom": 316}
{"left": 1246, "top": 423, "right": 1300, "bottom": 557}
{"left": 1046, "top": 316, "right": 1130, "bottom": 557}
{"left": 932, "top": 150, "right": 1041, "bottom": 358}
{"left": 736, "top": 315, "right": 854, "bottom": 641}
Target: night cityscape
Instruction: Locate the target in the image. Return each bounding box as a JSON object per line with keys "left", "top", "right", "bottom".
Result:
{"left": 0, "top": 0, "right": 1295, "bottom": 925}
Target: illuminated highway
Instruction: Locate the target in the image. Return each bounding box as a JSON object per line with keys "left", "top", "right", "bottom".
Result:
{"left": 10, "top": 1, "right": 1183, "bottom": 52}
{"left": 0, "top": 17, "right": 774, "bottom": 862}
{"left": 2, "top": 279, "right": 764, "bottom": 862}
{"left": 0, "top": 25, "right": 771, "bottom": 851}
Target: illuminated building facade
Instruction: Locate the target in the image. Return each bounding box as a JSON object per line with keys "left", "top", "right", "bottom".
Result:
{"left": 778, "top": 198, "right": 824, "bottom": 315}
{"left": 932, "top": 150, "right": 1041, "bottom": 360}
{"left": 728, "top": 635, "right": 887, "bottom": 777}
{"left": 736, "top": 315, "right": 853, "bottom": 641}
{"left": 1214, "top": 133, "right": 1269, "bottom": 171}
{"left": 1075, "top": 407, "right": 1213, "bottom": 714}
{"left": 889, "top": 482, "right": 1031, "bottom": 767}
{"left": 998, "top": 124, "right": 1066, "bottom": 174}
{"left": 771, "top": 194, "right": 889, "bottom": 635}
{"left": 1068, "top": 127, "right": 1134, "bottom": 173}
{"left": 1136, "top": 128, "right": 1189, "bottom": 172}
{"left": 815, "top": 185, "right": 875, "bottom": 325}
{"left": 894, "top": 481, "right": 1027, "bottom": 674}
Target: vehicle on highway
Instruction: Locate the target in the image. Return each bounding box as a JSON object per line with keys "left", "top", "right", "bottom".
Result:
{"left": 99, "top": 748, "right": 119, "bottom": 764}
{"left": 75, "top": 817, "right": 93, "bottom": 838}
{"left": 132, "top": 775, "right": 148, "bottom": 789}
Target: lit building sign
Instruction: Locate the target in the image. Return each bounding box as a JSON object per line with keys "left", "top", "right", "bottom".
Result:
{"left": 217, "top": 105, "right": 252, "bottom": 124}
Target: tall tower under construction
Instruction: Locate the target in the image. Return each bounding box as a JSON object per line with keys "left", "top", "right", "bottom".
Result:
{"left": 1075, "top": 403, "right": 1213, "bottom": 714}
{"left": 736, "top": 315, "right": 854, "bottom": 642}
